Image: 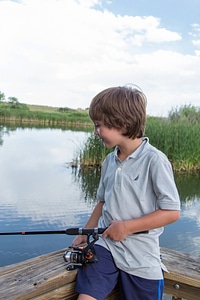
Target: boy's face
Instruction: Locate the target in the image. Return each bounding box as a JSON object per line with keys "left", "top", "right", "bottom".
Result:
{"left": 94, "top": 121, "right": 123, "bottom": 149}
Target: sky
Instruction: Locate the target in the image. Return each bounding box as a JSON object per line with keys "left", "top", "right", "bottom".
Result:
{"left": 0, "top": 0, "right": 200, "bottom": 116}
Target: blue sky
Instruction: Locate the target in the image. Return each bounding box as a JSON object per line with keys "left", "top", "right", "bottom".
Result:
{"left": 0, "top": 0, "right": 200, "bottom": 116}
{"left": 109, "top": 0, "right": 200, "bottom": 50}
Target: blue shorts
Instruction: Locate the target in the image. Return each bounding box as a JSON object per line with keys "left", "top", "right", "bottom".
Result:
{"left": 76, "top": 245, "right": 164, "bottom": 300}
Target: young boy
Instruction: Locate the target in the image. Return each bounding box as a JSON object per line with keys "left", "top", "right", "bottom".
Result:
{"left": 72, "top": 85, "right": 180, "bottom": 300}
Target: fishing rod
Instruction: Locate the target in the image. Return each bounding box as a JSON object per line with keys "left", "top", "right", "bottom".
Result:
{"left": 0, "top": 227, "right": 148, "bottom": 236}
{"left": 0, "top": 227, "right": 148, "bottom": 270}
{"left": 0, "top": 228, "right": 105, "bottom": 236}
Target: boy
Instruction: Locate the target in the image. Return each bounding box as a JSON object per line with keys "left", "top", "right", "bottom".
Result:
{"left": 72, "top": 85, "right": 180, "bottom": 300}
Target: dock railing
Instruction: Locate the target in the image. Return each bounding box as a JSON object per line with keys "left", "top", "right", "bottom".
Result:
{"left": 0, "top": 247, "right": 199, "bottom": 300}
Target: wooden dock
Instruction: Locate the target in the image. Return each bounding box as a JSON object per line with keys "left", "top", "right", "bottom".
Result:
{"left": 0, "top": 247, "right": 199, "bottom": 300}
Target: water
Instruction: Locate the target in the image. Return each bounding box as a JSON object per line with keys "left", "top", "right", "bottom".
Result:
{"left": 160, "top": 172, "right": 200, "bottom": 258}
{"left": 0, "top": 125, "right": 199, "bottom": 299}
{"left": 0, "top": 125, "right": 94, "bottom": 266}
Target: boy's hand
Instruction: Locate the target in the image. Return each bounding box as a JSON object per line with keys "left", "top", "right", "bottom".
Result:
{"left": 72, "top": 235, "right": 87, "bottom": 246}
{"left": 102, "top": 220, "right": 128, "bottom": 242}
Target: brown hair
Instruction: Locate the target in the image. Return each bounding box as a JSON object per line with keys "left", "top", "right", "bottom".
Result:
{"left": 89, "top": 85, "right": 147, "bottom": 138}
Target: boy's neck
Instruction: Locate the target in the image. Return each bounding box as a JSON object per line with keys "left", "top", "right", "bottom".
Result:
{"left": 117, "top": 138, "right": 143, "bottom": 161}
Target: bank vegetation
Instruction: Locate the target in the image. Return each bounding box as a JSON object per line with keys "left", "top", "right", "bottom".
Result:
{"left": 0, "top": 97, "right": 91, "bottom": 127}
{"left": 75, "top": 105, "right": 200, "bottom": 173}
{"left": 0, "top": 92, "right": 199, "bottom": 172}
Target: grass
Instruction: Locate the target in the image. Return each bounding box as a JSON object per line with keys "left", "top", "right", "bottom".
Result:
{"left": 28, "top": 104, "right": 59, "bottom": 112}
{"left": 145, "top": 117, "right": 200, "bottom": 172}
{"left": 73, "top": 134, "right": 112, "bottom": 167}
{"left": 0, "top": 102, "right": 92, "bottom": 126}
{"left": 1, "top": 101, "right": 199, "bottom": 172}
{"left": 75, "top": 114, "right": 200, "bottom": 173}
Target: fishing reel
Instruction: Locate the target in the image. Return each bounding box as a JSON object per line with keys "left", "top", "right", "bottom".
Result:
{"left": 63, "top": 231, "right": 99, "bottom": 270}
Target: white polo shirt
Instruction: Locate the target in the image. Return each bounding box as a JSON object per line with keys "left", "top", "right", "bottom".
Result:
{"left": 96, "top": 137, "right": 180, "bottom": 279}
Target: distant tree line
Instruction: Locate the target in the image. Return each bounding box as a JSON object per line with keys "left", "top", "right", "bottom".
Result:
{"left": 0, "top": 90, "right": 91, "bottom": 125}
{"left": 0, "top": 89, "right": 199, "bottom": 129}
{"left": 0, "top": 91, "right": 29, "bottom": 109}
{"left": 168, "top": 104, "right": 200, "bottom": 124}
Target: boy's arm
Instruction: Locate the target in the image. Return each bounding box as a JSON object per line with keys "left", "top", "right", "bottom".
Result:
{"left": 102, "top": 209, "right": 180, "bottom": 242}
{"left": 84, "top": 200, "right": 104, "bottom": 228}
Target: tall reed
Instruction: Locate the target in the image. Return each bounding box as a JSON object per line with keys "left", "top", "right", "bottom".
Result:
{"left": 76, "top": 134, "right": 112, "bottom": 167}
{"left": 77, "top": 116, "right": 200, "bottom": 173}
{"left": 145, "top": 117, "right": 200, "bottom": 172}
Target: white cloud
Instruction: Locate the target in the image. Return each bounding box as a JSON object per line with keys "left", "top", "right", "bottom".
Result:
{"left": 195, "top": 50, "right": 200, "bottom": 56}
{"left": 182, "top": 197, "right": 200, "bottom": 231}
{"left": 193, "top": 40, "right": 200, "bottom": 47}
{"left": 0, "top": 0, "right": 199, "bottom": 116}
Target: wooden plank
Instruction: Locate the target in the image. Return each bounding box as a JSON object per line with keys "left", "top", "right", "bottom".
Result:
{"left": 0, "top": 250, "right": 77, "bottom": 299}
{"left": 161, "top": 247, "right": 200, "bottom": 300}
{"left": 0, "top": 249, "right": 120, "bottom": 300}
{"left": 165, "top": 278, "right": 199, "bottom": 300}
{"left": 27, "top": 285, "right": 119, "bottom": 300}
{"left": 29, "top": 282, "right": 78, "bottom": 300}
{"left": 0, "top": 247, "right": 199, "bottom": 300}
{"left": 161, "top": 247, "right": 200, "bottom": 286}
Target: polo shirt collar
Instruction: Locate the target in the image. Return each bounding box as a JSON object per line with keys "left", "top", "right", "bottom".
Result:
{"left": 114, "top": 137, "right": 149, "bottom": 161}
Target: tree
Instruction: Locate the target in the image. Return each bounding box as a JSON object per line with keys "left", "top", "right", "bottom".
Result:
{"left": 8, "top": 97, "right": 19, "bottom": 108}
{"left": 0, "top": 91, "right": 5, "bottom": 102}
{"left": 168, "top": 104, "right": 200, "bottom": 124}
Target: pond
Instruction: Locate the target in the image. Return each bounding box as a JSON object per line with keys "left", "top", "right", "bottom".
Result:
{"left": 0, "top": 125, "right": 199, "bottom": 269}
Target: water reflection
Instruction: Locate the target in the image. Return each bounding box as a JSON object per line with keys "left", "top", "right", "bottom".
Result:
{"left": 72, "top": 167, "right": 101, "bottom": 205}
{"left": 175, "top": 172, "right": 200, "bottom": 201}
{"left": 0, "top": 125, "right": 93, "bottom": 266}
{"left": 0, "top": 125, "right": 199, "bottom": 268}
{"left": 0, "top": 125, "right": 10, "bottom": 146}
{"left": 0, "top": 127, "right": 92, "bottom": 226}
{"left": 160, "top": 172, "right": 200, "bottom": 258}
{"left": 176, "top": 173, "right": 200, "bottom": 231}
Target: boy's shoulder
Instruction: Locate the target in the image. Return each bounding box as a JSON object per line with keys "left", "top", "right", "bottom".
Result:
{"left": 141, "top": 137, "right": 171, "bottom": 166}
{"left": 104, "top": 137, "right": 169, "bottom": 165}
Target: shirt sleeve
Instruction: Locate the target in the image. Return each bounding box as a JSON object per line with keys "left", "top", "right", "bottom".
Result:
{"left": 150, "top": 153, "right": 181, "bottom": 211}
